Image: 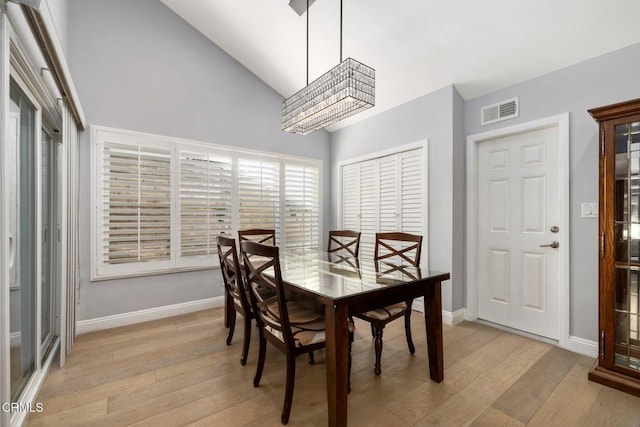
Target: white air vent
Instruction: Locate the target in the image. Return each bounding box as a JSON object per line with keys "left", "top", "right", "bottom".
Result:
{"left": 481, "top": 97, "right": 519, "bottom": 125}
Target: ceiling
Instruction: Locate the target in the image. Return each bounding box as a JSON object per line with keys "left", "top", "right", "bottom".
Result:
{"left": 160, "top": 0, "right": 640, "bottom": 131}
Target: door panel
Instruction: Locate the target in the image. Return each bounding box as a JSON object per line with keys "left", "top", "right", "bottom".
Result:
{"left": 478, "top": 126, "right": 560, "bottom": 339}
{"left": 489, "top": 179, "right": 509, "bottom": 231}
{"left": 489, "top": 249, "right": 510, "bottom": 303}
{"left": 522, "top": 176, "right": 544, "bottom": 232}
{"left": 521, "top": 252, "right": 545, "bottom": 310}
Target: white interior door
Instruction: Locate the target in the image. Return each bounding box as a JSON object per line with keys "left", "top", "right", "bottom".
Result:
{"left": 477, "top": 125, "right": 561, "bottom": 339}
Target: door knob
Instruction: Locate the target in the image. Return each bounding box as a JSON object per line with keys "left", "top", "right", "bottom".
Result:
{"left": 540, "top": 241, "right": 559, "bottom": 248}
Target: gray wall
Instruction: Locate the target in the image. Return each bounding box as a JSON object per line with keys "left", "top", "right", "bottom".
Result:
{"left": 451, "top": 88, "right": 466, "bottom": 312}
{"left": 44, "top": 0, "right": 69, "bottom": 58}
{"left": 68, "top": 0, "right": 331, "bottom": 321}
{"left": 331, "top": 85, "right": 466, "bottom": 313}
{"left": 465, "top": 42, "right": 640, "bottom": 341}
{"left": 66, "top": 0, "right": 640, "bottom": 341}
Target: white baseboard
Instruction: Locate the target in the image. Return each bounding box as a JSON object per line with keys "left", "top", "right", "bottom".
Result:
{"left": 565, "top": 335, "right": 598, "bottom": 358}
{"left": 442, "top": 308, "right": 466, "bottom": 326}
{"left": 76, "top": 296, "right": 225, "bottom": 335}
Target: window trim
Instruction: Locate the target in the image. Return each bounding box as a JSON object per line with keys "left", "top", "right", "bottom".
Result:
{"left": 90, "top": 125, "right": 322, "bottom": 281}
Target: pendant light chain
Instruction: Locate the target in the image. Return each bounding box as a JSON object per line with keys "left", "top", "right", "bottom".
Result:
{"left": 340, "top": 0, "right": 343, "bottom": 63}
{"left": 306, "top": 0, "right": 309, "bottom": 85}
{"left": 306, "top": 0, "right": 344, "bottom": 85}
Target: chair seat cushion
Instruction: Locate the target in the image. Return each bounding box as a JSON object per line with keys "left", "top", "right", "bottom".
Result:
{"left": 265, "top": 301, "right": 355, "bottom": 348}
{"left": 269, "top": 301, "right": 323, "bottom": 324}
{"left": 359, "top": 302, "right": 407, "bottom": 321}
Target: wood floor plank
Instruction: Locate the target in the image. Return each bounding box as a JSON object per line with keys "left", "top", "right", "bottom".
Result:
{"left": 385, "top": 332, "right": 533, "bottom": 425}
{"left": 28, "top": 399, "right": 108, "bottom": 427}
{"left": 27, "top": 308, "right": 640, "bottom": 427}
{"left": 412, "top": 334, "right": 551, "bottom": 426}
{"left": 107, "top": 359, "right": 236, "bottom": 413}
{"left": 582, "top": 385, "right": 640, "bottom": 427}
{"left": 527, "top": 356, "right": 603, "bottom": 427}
{"left": 30, "top": 372, "right": 156, "bottom": 419}
{"left": 491, "top": 346, "right": 579, "bottom": 424}
{"left": 469, "top": 406, "right": 525, "bottom": 427}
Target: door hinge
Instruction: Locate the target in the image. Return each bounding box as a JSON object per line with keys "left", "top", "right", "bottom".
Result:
{"left": 600, "top": 330, "right": 605, "bottom": 359}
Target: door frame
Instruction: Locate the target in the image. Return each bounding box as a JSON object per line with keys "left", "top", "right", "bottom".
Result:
{"left": 466, "top": 113, "right": 570, "bottom": 348}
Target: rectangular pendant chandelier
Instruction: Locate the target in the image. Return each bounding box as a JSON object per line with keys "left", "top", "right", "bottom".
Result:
{"left": 282, "top": 57, "right": 375, "bottom": 135}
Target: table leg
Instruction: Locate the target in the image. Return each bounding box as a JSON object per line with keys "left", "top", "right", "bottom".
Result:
{"left": 325, "top": 304, "right": 349, "bottom": 427}
{"left": 424, "top": 281, "right": 444, "bottom": 382}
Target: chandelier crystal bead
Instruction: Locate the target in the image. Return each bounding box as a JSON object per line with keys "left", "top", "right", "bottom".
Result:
{"left": 282, "top": 58, "right": 374, "bottom": 135}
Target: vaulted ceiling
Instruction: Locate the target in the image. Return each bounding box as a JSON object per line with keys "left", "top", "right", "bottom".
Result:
{"left": 160, "top": 0, "right": 640, "bottom": 131}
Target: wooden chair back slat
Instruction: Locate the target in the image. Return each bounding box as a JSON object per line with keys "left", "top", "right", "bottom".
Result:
{"left": 327, "top": 230, "right": 361, "bottom": 257}
{"left": 374, "top": 232, "right": 423, "bottom": 267}
{"left": 240, "top": 241, "right": 294, "bottom": 345}
{"left": 217, "top": 236, "right": 251, "bottom": 313}
{"left": 238, "top": 229, "right": 276, "bottom": 246}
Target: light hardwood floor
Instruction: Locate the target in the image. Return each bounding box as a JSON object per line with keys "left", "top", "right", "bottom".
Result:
{"left": 28, "top": 308, "right": 640, "bottom": 426}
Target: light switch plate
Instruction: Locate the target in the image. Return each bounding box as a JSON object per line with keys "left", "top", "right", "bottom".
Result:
{"left": 581, "top": 202, "right": 598, "bottom": 218}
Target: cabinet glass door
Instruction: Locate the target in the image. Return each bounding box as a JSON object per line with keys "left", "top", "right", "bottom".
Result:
{"left": 614, "top": 121, "right": 640, "bottom": 372}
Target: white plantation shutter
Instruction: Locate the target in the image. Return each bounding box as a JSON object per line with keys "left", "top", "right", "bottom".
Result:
{"left": 284, "top": 164, "right": 320, "bottom": 249}
{"left": 359, "top": 159, "right": 378, "bottom": 261}
{"left": 238, "top": 158, "right": 281, "bottom": 237}
{"left": 93, "top": 127, "right": 321, "bottom": 280}
{"left": 100, "top": 140, "right": 172, "bottom": 271}
{"left": 379, "top": 155, "right": 399, "bottom": 232}
{"left": 400, "top": 149, "right": 424, "bottom": 235}
{"left": 342, "top": 163, "right": 360, "bottom": 231}
{"left": 340, "top": 145, "right": 426, "bottom": 264}
{"left": 179, "top": 150, "right": 232, "bottom": 260}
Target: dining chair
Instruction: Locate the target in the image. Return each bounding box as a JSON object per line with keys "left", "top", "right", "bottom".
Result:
{"left": 353, "top": 231, "right": 423, "bottom": 375}
{"left": 241, "top": 241, "right": 353, "bottom": 425}
{"left": 327, "top": 230, "right": 361, "bottom": 277}
{"left": 327, "top": 230, "right": 361, "bottom": 257}
{"left": 238, "top": 228, "right": 276, "bottom": 245}
{"left": 217, "top": 235, "right": 254, "bottom": 366}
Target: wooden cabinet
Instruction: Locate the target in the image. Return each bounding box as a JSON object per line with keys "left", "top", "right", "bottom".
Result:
{"left": 589, "top": 98, "right": 640, "bottom": 397}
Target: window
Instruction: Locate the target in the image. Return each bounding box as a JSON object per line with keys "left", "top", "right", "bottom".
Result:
{"left": 238, "top": 158, "right": 280, "bottom": 232}
{"left": 102, "top": 141, "right": 172, "bottom": 266}
{"left": 178, "top": 149, "right": 233, "bottom": 265}
{"left": 341, "top": 145, "right": 427, "bottom": 262}
{"left": 92, "top": 126, "right": 322, "bottom": 280}
{"left": 284, "top": 163, "right": 320, "bottom": 249}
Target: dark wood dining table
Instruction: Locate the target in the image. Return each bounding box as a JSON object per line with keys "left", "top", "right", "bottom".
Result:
{"left": 276, "top": 249, "right": 450, "bottom": 427}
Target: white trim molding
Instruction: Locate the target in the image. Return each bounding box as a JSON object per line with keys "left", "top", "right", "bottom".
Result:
{"left": 465, "top": 114, "right": 571, "bottom": 349}
{"left": 442, "top": 308, "right": 466, "bottom": 326}
{"left": 566, "top": 335, "right": 598, "bottom": 358}
{"left": 76, "top": 297, "right": 224, "bottom": 335}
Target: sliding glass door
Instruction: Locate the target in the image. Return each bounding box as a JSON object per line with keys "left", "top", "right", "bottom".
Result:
{"left": 8, "top": 76, "right": 62, "bottom": 408}
{"left": 1, "top": 8, "right": 69, "bottom": 424}
{"left": 40, "top": 130, "right": 57, "bottom": 357}
{"left": 8, "top": 80, "right": 38, "bottom": 401}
